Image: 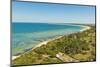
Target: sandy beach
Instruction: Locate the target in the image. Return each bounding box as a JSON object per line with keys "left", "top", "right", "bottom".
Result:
{"left": 32, "top": 36, "right": 63, "bottom": 50}
{"left": 12, "top": 25, "right": 91, "bottom": 60}
{"left": 12, "top": 36, "right": 63, "bottom": 60}
{"left": 12, "top": 55, "right": 20, "bottom": 60}
{"left": 80, "top": 25, "right": 91, "bottom": 32}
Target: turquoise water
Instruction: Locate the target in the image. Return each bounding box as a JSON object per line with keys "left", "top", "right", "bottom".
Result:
{"left": 12, "top": 23, "right": 83, "bottom": 55}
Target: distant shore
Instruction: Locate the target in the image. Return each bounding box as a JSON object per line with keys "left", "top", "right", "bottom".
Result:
{"left": 80, "top": 25, "right": 91, "bottom": 32}
{"left": 12, "top": 25, "right": 91, "bottom": 60}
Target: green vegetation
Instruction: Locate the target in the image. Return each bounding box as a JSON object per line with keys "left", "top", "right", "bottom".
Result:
{"left": 12, "top": 26, "right": 96, "bottom": 66}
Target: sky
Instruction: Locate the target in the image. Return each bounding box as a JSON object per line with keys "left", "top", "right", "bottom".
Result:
{"left": 12, "top": 1, "right": 96, "bottom": 24}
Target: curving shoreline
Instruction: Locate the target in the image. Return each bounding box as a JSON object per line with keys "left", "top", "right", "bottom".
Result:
{"left": 12, "top": 25, "right": 91, "bottom": 60}
{"left": 80, "top": 25, "right": 91, "bottom": 32}
{"left": 12, "top": 36, "right": 64, "bottom": 60}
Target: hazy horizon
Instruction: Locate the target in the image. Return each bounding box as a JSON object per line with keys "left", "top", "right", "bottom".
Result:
{"left": 12, "top": 21, "right": 95, "bottom": 24}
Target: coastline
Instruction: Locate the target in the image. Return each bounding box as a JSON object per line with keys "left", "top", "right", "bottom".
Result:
{"left": 80, "top": 25, "right": 91, "bottom": 32}
{"left": 12, "top": 36, "right": 63, "bottom": 60}
{"left": 32, "top": 36, "right": 63, "bottom": 50}
{"left": 12, "top": 25, "right": 91, "bottom": 60}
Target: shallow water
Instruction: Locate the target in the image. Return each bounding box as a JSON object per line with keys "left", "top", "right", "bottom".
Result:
{"left": 12, "top": 23, "right": 83, "bottom": 55}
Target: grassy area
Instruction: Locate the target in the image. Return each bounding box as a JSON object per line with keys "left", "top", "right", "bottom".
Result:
{"left": 12, "top": 25, "right": 96, "bottom": 66}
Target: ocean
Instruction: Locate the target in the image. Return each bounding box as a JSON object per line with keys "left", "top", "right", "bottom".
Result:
{"left": 12, "top": 23, "right": 83, "bottom": 56}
